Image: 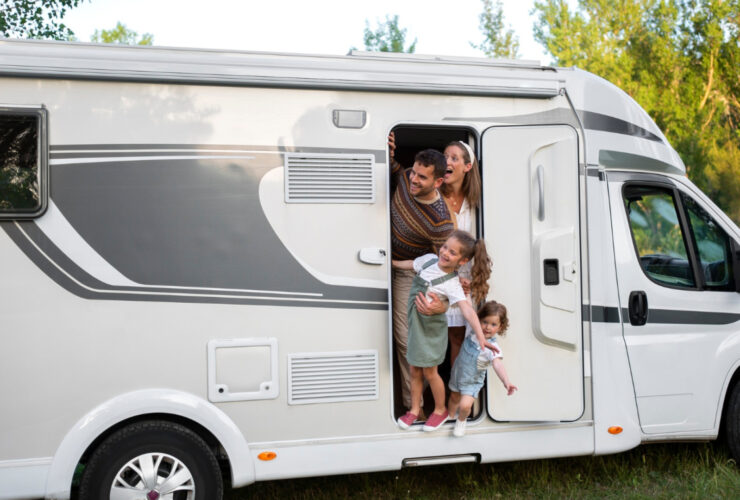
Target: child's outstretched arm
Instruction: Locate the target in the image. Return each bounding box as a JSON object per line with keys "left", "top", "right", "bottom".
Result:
{"left": 392, "top": 259, "right": 413, "bottom": 270}
{"left": 458, "top": 301, "right": 500, "bottom": 353}
{"left": 492, "top": 358, "right": 517, "bottom": 395}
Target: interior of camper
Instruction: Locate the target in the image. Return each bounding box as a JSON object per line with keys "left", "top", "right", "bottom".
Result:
{"left": 388, "top": 125, "right": 485, "bottom": 421}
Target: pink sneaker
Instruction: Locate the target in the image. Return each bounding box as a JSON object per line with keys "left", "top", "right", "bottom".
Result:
{"left": 422, "top": 410, "right": 449, "bottom": 432}
{"left": 397, "top": 411, "right": 418, "bottom": 430}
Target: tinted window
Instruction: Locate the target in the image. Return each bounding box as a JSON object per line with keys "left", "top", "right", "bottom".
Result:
{"left": 682, "top": 194, "right": 735, "bottom": 291}
{"left": 0, "top": 113, "right": 40, "bottom": 213}
{"left": 624, "top": 185, "right": 695, "bottom": 288}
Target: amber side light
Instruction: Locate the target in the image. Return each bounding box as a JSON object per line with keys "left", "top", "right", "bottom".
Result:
{"left": 608, "top": 426, "right": 623, "bottom": 435}
{"left": 258, "top": 451, "right": 277, "bottom": 461}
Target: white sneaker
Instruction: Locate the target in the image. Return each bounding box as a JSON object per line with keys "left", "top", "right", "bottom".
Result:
{"left": 452, "top": 419, "right": 466, "bottom": 437}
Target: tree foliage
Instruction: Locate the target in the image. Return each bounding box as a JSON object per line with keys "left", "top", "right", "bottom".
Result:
{"left": 91, "top": 22, "right": 153, "bottom": 45}
{"left": 0, "top": 0, "right": 83, "bottom": 40}
{"left": 0, "top": 115, "right": 39, "bottom": 211}
{"left": 363, "top": 15, "right": 417, "bottom": 53}
{"left": 533, "top": 0, "right": 740, "bottom": 223}
{"left": 472, "top": 0, "right": 520, "bottom": 58}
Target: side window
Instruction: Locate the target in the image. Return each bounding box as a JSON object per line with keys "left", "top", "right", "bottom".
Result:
{"left": 681, "top": 194, "right": 735, "bottom": 291}
{"left": 0, "top": 108, "right": 47, "bottom": 217}
{"left": 623, "top": 185, "right": 696, "bottom": 288}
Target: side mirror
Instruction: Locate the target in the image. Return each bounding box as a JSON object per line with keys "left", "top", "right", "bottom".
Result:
{"left": 732, "top": 239, "right": 740, "bottom": 293}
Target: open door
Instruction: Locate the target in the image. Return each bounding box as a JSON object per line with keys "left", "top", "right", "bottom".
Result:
{"left": 482, "top": 125, "right": 584, "bottom": 421}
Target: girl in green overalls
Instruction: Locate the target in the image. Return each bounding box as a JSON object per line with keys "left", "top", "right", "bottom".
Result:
{"left": 392, "top": 230, "right": 494, "bottom": 432}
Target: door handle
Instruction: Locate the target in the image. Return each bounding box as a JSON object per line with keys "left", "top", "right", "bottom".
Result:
{"left": 628, "top": 290, "right": 648, "bottom": 326}
{"left": 536, "top": 164, "right": 545, "bottom": 221}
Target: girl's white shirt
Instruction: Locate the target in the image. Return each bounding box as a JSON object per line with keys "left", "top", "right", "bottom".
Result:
{"left": 448, "top": 196, "right": 475, "bottom": 326}
{"left": 413, "top": 254, "right": 466, "bottom": 306}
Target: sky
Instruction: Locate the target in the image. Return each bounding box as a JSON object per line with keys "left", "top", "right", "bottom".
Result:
{"left": 62, "top": 0, "right": 556, "bottom": 62}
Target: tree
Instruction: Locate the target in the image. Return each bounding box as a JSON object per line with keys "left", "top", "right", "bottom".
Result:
{"left": 363, "top": 15, "right": 417, "bottom": 53}
{"left": 533, "top": 0, "right": 740, "bottom": 223}
{"left": 91, "top": 22, "right": 153, "bottom": 45}
{"left": 0, "top": 0, "right": 83, "bottom": 40}
{"left": 472, "top": 0, "right": 520, "bottom": 58}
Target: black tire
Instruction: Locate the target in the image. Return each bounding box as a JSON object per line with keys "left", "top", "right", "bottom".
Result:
{"left": 78, "top": 420, "right": 223, "bottom": 500}
{"left": 727, "top": 382, "right": 740, "bottom": 464}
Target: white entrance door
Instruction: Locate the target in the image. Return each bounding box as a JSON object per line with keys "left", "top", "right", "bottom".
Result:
{"left": 482, "top": 125, "right": 584, "bottom": 421}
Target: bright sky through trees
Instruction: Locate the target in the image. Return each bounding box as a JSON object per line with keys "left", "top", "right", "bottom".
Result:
{"left": 61, "top": 0, "right": 557, "bottom": 61}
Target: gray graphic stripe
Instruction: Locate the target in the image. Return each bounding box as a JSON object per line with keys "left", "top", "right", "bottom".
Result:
{"left": 586, "top": 304, "right": 740, "bottom": 325}
{"left": 586, "top": 305, "right": 622, "bottom": 323}
{"left": 50, "top": 144, "right": 387, "bottom": 162}
{"left": 16, "top": 222, "right": 327, "bottom": 299}
{"left": 2, "top": 222, "right": 388, "bottom": 310}
{"left": 579, "top": 111, "right": 662, "bottom": 143}
{"left": 621, "top": 307, "right": 740, "bottom": 326}
{"left": 48, "top": 157, "right": 386, "bottom": 303}
{"left": 444, "top": 108, "right": 663, "bottom": 143}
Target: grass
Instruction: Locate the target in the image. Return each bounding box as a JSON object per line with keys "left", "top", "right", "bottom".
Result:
{"left": 226, "top": 442, "right": 740, "bottom": 499}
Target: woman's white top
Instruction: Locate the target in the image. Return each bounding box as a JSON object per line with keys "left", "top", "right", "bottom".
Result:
{"left": 447, "top": 197, "right": 475, "bottom": 327}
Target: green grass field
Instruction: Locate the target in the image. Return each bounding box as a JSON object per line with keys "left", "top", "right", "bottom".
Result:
{"left": 226, "top": 442, "right": 739, "bottom": 499}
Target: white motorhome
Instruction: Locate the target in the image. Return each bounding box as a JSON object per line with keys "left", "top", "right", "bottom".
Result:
{"left": 0, "top": 39, "right": 739, "bottom": 500}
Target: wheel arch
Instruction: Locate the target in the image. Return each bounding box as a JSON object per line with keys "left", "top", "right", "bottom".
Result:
{"left": 719, "top": 361, "right": 740, "bottom": 436}
{"left": 45, "top": 389, "right": 255, "bottom": 499}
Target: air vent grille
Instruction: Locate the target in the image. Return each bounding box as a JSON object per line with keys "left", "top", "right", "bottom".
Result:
{"left": 284, "top": 153, "right": 375, "bottom": 203}
{"left": 288, "top": 350, "right": 378, "bottom": 405}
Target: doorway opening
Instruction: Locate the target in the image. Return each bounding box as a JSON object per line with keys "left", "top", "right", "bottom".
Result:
{"left": 388, "top": 124, "right": 485, "bottom": 422}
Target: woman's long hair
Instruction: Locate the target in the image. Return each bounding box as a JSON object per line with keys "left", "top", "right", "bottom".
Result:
{"left": 441, "top": 141, "right": 482, "bottom": 210}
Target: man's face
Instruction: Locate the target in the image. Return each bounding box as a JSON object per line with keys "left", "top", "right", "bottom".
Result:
{"left": 409, "top": 162, "right": 444, "bottom": 198}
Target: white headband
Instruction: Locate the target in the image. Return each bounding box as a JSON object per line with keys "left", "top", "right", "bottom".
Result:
{"left": 458, "top": 141, "right": 475, "bottom": 164}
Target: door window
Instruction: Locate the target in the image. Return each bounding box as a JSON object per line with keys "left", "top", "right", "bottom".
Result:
{"left": 623, "top": 185, "right": 695, "bottom": 288}
{"left": 681, "top": 193, "right": 735, "bottom": 290}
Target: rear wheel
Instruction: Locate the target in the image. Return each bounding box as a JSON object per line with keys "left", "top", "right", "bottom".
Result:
{"left": 726, "top": 382, "right": 740, "bottom": 464}
{"left": 78, "top": 420, "right": 223, "bottom": 500}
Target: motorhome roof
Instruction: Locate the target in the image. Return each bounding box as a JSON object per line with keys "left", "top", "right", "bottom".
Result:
{"left": 0, "top": 38, "right": 562, "bottom": 98}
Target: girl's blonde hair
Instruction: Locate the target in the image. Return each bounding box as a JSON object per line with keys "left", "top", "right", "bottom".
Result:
{"left": 477, "top": 301, "right": 509, "bottom": 336}
{"left": 448, "top": 229, "right": 492, "bottom": 305}
{"left": 440, "top": 141, "right": 482, "bottom": 210}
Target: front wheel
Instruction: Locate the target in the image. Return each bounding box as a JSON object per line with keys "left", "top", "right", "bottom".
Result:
{"left": 78, "top": 420, "right": 223, "bottom": 500}
{"left": 726, "top": 382, "right": 740, "bottom": 464}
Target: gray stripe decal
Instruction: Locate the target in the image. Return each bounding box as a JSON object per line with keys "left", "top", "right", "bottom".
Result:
{"left": 621, "top": 307, "right": 740, "bottom": 326}
{"left": 586, "top": 304, "right": 740, "bottom": 325}
{"left": 598, "top": 150, "right": 684, "bottom": 176}
{"left": 587, "top": 305, "right": 622, "bottom": 323}
{"left": 50, "top": 144, "right": 387, "bottom": 163}
{"left": 2, "top": 222, "right": 388, "bottom": 310}
{"left": 579, "top": 110, "right": 662, "bottom": 143}
{"left": 3, "top": 151, "right": 390, "bottom": 309}
{"left": 443, "top": 108, "right": 663, "bottom": 143}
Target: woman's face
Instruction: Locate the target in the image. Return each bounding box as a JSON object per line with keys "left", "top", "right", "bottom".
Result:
{"left": 443, "top": 144, "right": 472, "bottom": 185}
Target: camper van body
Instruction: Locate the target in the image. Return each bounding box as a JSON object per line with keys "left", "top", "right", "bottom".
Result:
{"left": 0, "top": 40, "right": 739, "bottom": 499}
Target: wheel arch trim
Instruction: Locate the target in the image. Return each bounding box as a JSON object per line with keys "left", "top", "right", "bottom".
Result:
{"left": 45, "top": 389, "right": 255, "bottom": 499}
{"left": 716, "top": 360, "right": 740, "bottom": 430}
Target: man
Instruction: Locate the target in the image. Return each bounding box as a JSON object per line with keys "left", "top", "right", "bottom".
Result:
{"left": 389, "top": 132, "right": 454, "bottom": 413}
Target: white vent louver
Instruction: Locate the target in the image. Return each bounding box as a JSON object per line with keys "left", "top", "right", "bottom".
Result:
{"left": 284, "top": 153, "right": 375, "bottom": 203}
{"left": 288, "top": 350, "right": 378, "bottom": 405}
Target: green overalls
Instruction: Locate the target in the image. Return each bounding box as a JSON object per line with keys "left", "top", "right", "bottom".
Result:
{"left": 406, "top": 257, "right": 458, "bottom": 368}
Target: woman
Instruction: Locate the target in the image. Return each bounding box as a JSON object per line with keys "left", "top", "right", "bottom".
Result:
{"left": 441, "top": 141, "right": 485, "bottom": 367}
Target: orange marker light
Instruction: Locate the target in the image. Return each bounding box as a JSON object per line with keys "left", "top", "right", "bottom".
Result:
{"left": 258, "top": 451, "right": 277, "bottom": 461}
{"left": 608, "top": 426, "right": 623, "bottom": 435}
